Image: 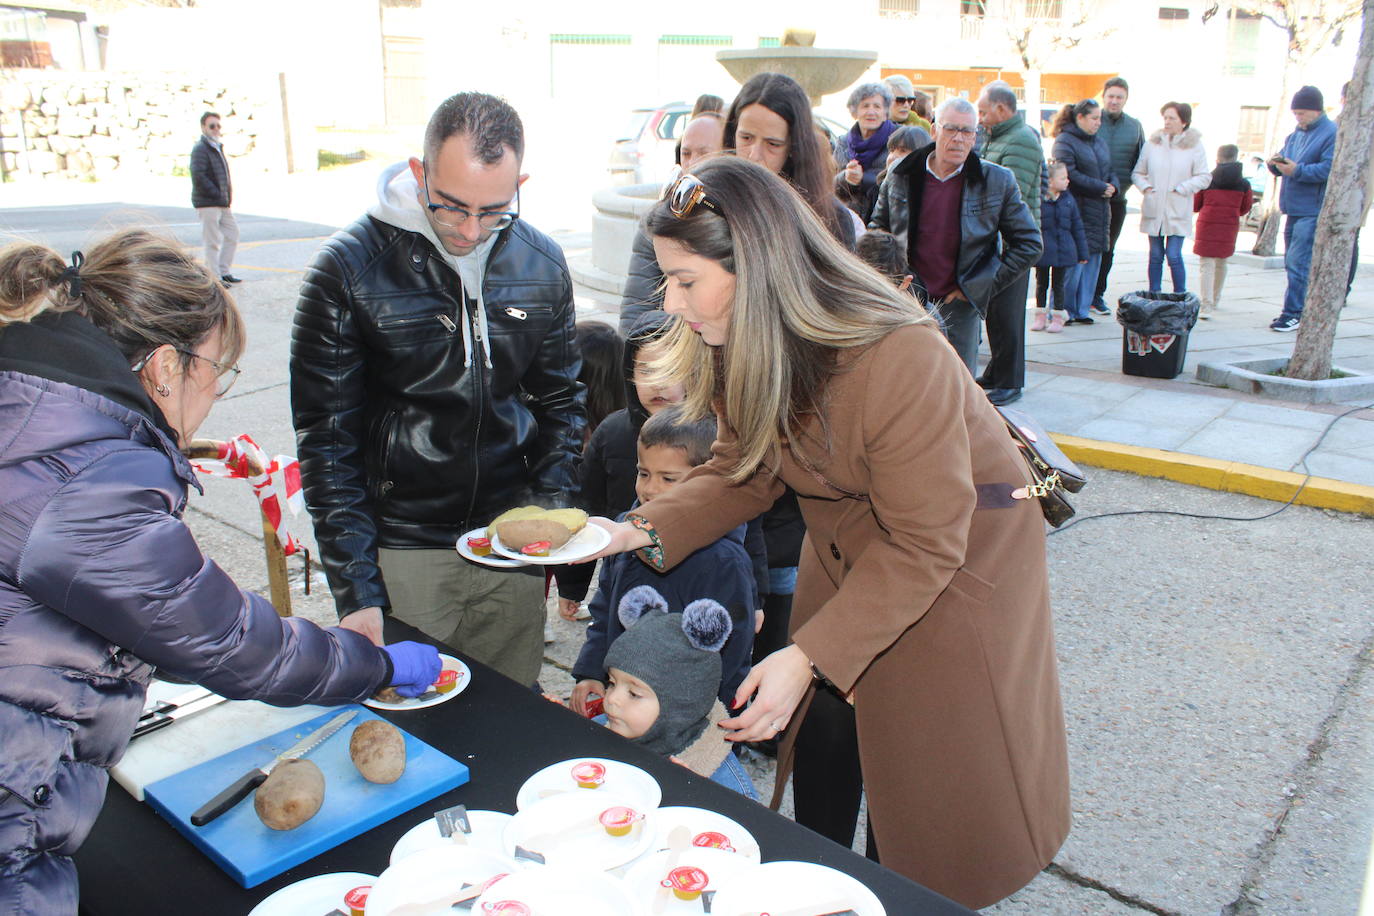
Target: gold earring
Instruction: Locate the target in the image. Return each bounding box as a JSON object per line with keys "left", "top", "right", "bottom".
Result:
{"left": 155, "top": 384, "right": 171, "bottom": 397}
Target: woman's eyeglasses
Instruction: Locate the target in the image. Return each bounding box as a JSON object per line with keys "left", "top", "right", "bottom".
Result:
{"left": 894, "top": 96, "right": 917, "bottom": 104}
{"left": 131, "top": 348, "right": 241, "bottom": 398}
{"left": 422, "top": 165, "right": 520, "bottom": 231}
{"left": 663, "top": 174, "right": 721, "bottom": 219}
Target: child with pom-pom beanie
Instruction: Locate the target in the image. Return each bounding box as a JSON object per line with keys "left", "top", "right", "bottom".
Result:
{"left": 601, "top": 590, "right": 756, "bottom": 797}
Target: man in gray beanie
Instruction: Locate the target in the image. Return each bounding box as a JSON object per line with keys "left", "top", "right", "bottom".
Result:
{"left": 1266, "top": 85, "right": 1337, "bottom": 332}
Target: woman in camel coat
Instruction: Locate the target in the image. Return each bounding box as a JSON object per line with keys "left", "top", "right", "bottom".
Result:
{"left": 585, "top": 156, "right": 1070, "bottom": 910}
{"left": 1133, "top": 101, "right": 1211, "bottom": 292}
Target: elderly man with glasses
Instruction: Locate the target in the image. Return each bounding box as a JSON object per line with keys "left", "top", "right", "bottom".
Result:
{"left": 870, "top": 97, "right": 1042, "bottom": 375}
{"left": 290, "top": 91, "right": 585, "bottom": 686}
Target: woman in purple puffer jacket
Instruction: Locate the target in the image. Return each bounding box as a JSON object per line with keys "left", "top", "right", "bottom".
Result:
{"left": 0, "top": 230, "right": 441, "bottom": 914}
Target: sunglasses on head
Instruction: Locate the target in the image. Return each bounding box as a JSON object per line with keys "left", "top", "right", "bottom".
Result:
{"left": 662, "top": 174, "right": 721, "bottom": 219}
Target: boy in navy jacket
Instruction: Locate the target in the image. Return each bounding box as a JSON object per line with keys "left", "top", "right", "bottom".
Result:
{"left": 570, "top": 405, "right": 756, "bottom": 715}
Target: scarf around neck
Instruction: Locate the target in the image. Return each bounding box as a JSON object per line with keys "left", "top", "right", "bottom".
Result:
{"left": 847, "top": 119, "right": 896, "bottom": 169}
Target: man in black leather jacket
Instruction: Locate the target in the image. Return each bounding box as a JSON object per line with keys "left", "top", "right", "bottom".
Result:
{"left": 290, "top": 92, "right": 585, "bottom": 685}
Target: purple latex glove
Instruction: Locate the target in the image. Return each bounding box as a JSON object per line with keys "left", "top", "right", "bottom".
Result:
{"left": 383, "top": 641, "right": 443, "bottom": 697}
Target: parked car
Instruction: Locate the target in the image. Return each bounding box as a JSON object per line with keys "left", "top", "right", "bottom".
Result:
{"left": 608, "top": 102, "right": 691, "bottom": 186}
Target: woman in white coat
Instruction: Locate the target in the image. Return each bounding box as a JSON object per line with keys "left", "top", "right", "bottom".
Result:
{"left": 1133, "top": 101, "right": 1211, "bottom": 292}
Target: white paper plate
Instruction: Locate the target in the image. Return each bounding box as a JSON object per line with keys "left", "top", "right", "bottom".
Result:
{"left": 365, "top": 846, "right": 520, "bottom": 916}
{"left": 364, "top": 655, "right": 471, "bottom": 711}
{"left": 646, "top": 806, "right": 761, "bottom": 862}
{"left": 515, "top": 756, "right": 661, "bottom": 811}
{"left": 389, "top": 809, "right": 514, "bottom": 865}
{"left": 456, "top": 527, "right": 527, "bottom": 569}
{"left": 247, "top": 871, "right": 376, "bottom": 916}
{"left": 503, "top": 791, "right": 656, "bottom": 871}
{"left": 625, "top": 845, "right": 759, "bottom": 914}
{"left": 490, "top": 522, "right": 611, "bottom": 566}
{"left": 473, "top": 864, "right": 640, "bottom": 916}
{"left": 710, "top": 860, "right": 887, "bottom": 916}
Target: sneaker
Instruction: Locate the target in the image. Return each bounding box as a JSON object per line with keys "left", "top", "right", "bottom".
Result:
{"left": 220, "top": 274, "right": 243, "bottom": 284}
{"left": 1090, "top": 301, "right": 1111, "bottom": 316}
{"left": 1047, "top": 313, "right": 1066, "bottom": 333}
{"left": 1270, "top": 316, "right": 1300, "bottom": 332}
{"left": 1030, "top": 310, "right": 1048, "bottom": 332}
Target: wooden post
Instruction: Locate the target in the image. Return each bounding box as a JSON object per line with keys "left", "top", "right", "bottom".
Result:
{"left": 184, "top": 439, "right": 294, "bottom": 617}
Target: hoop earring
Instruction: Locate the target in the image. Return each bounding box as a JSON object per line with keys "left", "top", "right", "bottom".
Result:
{"left": 155, "top": 384, "right": 171, "bottom": 397}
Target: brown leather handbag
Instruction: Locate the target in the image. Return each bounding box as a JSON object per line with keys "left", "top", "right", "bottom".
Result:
{"left": 996, "top": 406, "right": 1086, "bottom": 528}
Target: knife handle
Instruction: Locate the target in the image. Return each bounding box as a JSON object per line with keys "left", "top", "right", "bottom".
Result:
{"left": 190, "top": 769, "right": 268, "bottom": 827}
{"left": 131, "top": 714, "right": 173, "bottom": 739}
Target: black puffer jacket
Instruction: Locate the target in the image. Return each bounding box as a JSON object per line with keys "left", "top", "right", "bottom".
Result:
{"left": 291, "top": 207, "right": 585, "bottom": 618}
{"left": 189, "top": 135, "right": 231, "bottom": 209}
{"left": 1052, "top": 124, "right": 1118, "bottom": 254}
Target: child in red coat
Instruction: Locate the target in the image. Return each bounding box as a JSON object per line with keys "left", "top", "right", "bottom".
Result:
{"left": 1193, "top": 144, "right": 1255, "bottom": 318}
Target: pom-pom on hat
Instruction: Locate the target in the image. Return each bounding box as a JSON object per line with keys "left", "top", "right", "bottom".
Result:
{"left": 603, "top": 586, "right": 733, "bottom": 756}
{"left": 1291, "top": 85, "right": 1324, "bottom": 112}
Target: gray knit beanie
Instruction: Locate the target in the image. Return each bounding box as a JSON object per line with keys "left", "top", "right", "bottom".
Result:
{"left": 602, "top": 585, "right": 732, "bottom": 757}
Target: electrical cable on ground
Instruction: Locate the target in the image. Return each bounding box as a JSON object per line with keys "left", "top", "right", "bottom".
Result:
{"left": 1048, "top": 400, "right": 1374, "bottom": 536}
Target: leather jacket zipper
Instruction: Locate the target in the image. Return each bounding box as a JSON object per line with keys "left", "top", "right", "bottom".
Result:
{"left": 436, "top": 313, "right": 457, "bottom": 333}
{"left": 462, "top": 298, "right": 484, "bottom": 529}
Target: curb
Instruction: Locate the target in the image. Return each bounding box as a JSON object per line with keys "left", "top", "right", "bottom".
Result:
{"left": 1053, "top": 434, "right": 1374, "bottom": 517}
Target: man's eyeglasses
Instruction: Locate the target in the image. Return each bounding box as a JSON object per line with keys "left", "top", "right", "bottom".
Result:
{"left": 938, "top": 123, "right": 978, "bottom": 136}
{"left": 894, "top": 96, "right": 917, "bottom": 104}
{"left": 663, "top": 174, "right": 720, "bottom": 219}
{"left": 205, "top": 123, "right": 221, "bottom": 131}
{"left": 131, "top": 347, "right": 240, "bottom": 398}
{"left": 422, "top": 166, "right": 520, "bottom": 231}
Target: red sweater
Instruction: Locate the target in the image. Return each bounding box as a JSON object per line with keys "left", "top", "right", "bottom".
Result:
{"left": 916, "top": 169, "right": 965, "bottom": 299}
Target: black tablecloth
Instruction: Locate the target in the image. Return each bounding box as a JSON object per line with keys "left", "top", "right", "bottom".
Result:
{"left": 75, "top": 621, "right": 971, "bottom": 915}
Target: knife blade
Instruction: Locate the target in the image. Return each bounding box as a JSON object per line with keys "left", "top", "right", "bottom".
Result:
{"left": 140, "top": 686, "right": 213, "bottom": 721}
{"left": 130, "top": 693, "right": 228, "bottom": 740}
{"left": 189, "top": 710, "right": 357, "bottom": 827}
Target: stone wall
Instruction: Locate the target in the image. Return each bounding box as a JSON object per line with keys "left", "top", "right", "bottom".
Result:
{"left": 0, "top": 71, "right": 276, "bottom": 181}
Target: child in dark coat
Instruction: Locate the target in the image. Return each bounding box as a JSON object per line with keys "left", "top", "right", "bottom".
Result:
{"left": 570, "top": 406, "right": 756, "bottom": 716}
{"left": 1032, "top": 160, "right": 1089, "bottom": 334}
{"left": 1193, "top": 144, "right": 1255, "bottom": 317}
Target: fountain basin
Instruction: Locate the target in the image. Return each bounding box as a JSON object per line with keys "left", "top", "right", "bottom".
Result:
{"left": 715, "top": 48, "right": 879, "bottom": 105}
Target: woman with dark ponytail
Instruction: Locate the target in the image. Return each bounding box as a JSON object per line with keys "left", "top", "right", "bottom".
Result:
{"left": 1051, "top": 98, "right": 1119, "bottom": 323}
{"left": 0, "top": 229, "right": 441, "bottom": 912}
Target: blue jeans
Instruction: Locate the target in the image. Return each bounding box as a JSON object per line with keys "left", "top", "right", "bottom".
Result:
{"left": 1282, "top": 215, "right": 1318, "bottom": 320}
{"left": 1148, "top": 235, "right": 1186, "bottom": 292}
{"left": 1071, "top": 254, "right": 1101, "bottom": 319}
{"left": 710, "top": 749, "right": 759, "bottom": 799}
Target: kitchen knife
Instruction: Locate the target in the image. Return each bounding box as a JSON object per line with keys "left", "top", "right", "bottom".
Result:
{"left": 140, "top": 686, "right": 213, "bottom": 721}
{"left": 189, "top": 710, "right": 356, "bottom": 827}
{"left": 130, "top": 693, "right": 228, "bottom": 740}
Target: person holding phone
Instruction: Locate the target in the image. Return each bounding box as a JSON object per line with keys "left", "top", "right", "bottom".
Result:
{"left": 1266, "top": 85, "right": 1337, "bottom": 332}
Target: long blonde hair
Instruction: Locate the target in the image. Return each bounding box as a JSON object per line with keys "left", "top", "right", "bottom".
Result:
{"left": 0, "top": 228, "right": 244, "bottom": 370}
{"left": 644, "top": 156, "right": 932, "bottom": 483}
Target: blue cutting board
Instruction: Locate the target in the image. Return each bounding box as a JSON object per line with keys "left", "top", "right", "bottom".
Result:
{"left": 144, "top": 706, "right": 469, "bottom": 888}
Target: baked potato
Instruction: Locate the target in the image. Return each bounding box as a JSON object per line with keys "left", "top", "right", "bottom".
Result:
{"left": 489, "top": 506, "right": 588, "bottom": 551}
{"left": 350, "top": 719, "right": 407, "bottom": 784}
{"left": 254, "top": 758, "right": 325, "bottom": 830}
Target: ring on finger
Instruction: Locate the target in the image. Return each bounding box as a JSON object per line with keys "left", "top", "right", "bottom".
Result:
{"left": 770, "top": 720, "right": 784, "bottom": 732}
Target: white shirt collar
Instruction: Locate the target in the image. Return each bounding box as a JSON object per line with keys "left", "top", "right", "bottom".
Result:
{"left": 925, "top": 152, "right": 966, "bottom": 182}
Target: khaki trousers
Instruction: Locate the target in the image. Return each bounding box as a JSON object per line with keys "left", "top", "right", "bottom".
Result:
{"left": 1198, "top": 256, "right": 1229, "bottom": 311}
{"left": 197, "top": 206, "right": 239, "bottom": 277}
{"left": 378, "top": 547, "right": 545, "bottom": 685}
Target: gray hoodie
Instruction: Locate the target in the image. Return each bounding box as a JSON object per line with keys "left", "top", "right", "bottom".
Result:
{"left": 367, "top": 161, "right": 498, "bottom": 369}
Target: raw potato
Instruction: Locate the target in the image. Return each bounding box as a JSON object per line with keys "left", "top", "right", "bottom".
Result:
{"left": 350, "top": 719, "right": 406, "bottom": 784}
{"left": 489, "top": 506, "right": 589, "bottom": 551}
{"left": 254, "top": 758, "right": 325, "bottom": 830}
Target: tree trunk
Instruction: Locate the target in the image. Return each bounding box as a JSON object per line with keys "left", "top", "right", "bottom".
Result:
{"left": 1252, "top": 64, "right": 1299, "bottom": 256}
{"left": 1288, "top": 0, "right": 1373, "bottom": 380}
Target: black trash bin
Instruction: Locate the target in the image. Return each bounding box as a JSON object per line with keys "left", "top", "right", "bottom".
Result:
{"left": 1116, "top": 291, "right": 1200, "bottom": 379}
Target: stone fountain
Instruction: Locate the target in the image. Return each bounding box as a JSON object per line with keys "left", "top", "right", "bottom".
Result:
{"left": 570, "top": 30, "right": 877, "bottom": 300}
{"left": 715, "top": 29, "right": 878, "bottom": 108}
